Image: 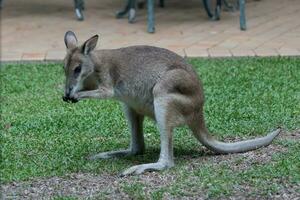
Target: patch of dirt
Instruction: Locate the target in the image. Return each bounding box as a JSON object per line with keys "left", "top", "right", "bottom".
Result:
{"left": 211, "top": 142, "right": 287, "bottom": 171}
{"left": 232, "top": 179, "right": 300, "bottom": 200}
{"left": 2, "top": 173, "right": 130, "bottom": 200}
{"left": 279, "top": 129, "right": 300, "bottom": 140}
{"left": 2, "top": 130, "right": 299, "bottom": 199}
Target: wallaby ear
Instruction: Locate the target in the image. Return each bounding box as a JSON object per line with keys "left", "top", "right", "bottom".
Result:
{"left": 64, "top": 31, "right": 78, "bottom": 49}
{"left": 82, "top": 35, "right": 99, "bottom": 55}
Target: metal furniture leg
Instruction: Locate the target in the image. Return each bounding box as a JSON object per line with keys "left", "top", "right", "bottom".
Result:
{"left": 116, "top": 0, "right": 131, "bottom": 18}
{"left": 74, "top": 0, "right": 84, "bottom": 20}
{"left": 160, "top": 0, "right": 165, "bottom": 8}
{"left": 116, "top": 0, "right": 137, "bottom": 23}
{"left": 147, "top": 0, "right": 155, "bottom": 33}
{"left": 223, "top": 0, "right": 238, "bottom": 12}
{"left": 128, "top": 0, "right": 136, "bottom": 23}
{"left": 203, "top": 0, "right": 221, "bottom": 20}
{"left": 215, "top": 0, "right": 222, "bottom": 20}
{"left": 239, "top": 0, "right": 246, "bottom": 30}
{"left": 116, "top": 0, "right": 136, "bottom": 23}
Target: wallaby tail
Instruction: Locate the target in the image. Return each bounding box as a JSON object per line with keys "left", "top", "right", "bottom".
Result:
{"left": 192, "top": 124, "right": 281, "bottom": 154}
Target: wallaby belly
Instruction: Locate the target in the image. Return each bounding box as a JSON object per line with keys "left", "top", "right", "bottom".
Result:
{"left": 114, "top": 80, "right": 155, "bottom": 118}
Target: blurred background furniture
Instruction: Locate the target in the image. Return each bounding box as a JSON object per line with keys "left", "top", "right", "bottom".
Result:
{"left": 116, "top": 0, "right": 246, "bottom": 33}
{"left": 202, "top": 0, "right": 246, "bottom": 30}
{"left": 116, "top": 0, "right": 164, "bottom": 33}
{"left": 0, "top": 0, "right": 246, "bottom": 33}
{"left": 74, "top": 0, "right": 85, "bottom": 20}
{"left": 0, "top": 0, "right": 85, "bottom": 20}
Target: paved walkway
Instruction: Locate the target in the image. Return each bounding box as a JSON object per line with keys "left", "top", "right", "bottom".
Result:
{"left": 1, "top": 0, "right": 300, "bottom": 61}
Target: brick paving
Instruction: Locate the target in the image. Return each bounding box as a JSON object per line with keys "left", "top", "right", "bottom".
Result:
{"left": 1, "top": 0, "right": 300, "bottom": 61}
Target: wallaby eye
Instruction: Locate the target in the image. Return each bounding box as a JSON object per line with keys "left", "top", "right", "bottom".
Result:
{"left": 74, "top": 65, "right": 82, "bottom": 76}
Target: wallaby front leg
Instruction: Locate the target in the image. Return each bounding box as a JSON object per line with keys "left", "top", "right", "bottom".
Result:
{"left": 90, "top": 104, "right": 145, "bottom": 160}
{"left": 76, "top": 87, "right": 114, "bottom": 100}
{"left": 121, "top": 98, "right": 174, "bottom": 176}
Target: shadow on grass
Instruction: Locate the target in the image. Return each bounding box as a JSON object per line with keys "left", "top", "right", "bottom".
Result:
{"left": 87, "top": 146, "right": 216, "bottom": 167}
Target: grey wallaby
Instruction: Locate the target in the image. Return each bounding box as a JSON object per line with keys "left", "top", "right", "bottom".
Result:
{"left": 62, "top": 31, "right": 281, "bottom": 176}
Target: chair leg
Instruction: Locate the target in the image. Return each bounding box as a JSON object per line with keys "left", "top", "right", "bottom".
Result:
{"left": 116, "top": 0, "right": 131, "bottom": 18}
{"left": 74, "top": 0, "right": 84, "bottom": 20}
{"left": 0, "top": 0, "right": 3, "bottom": 8}
{"left": 128, "top": 0, "right": 137, "bottom": 23}
{"left": 215, "top": 0, "right": 221, "bottom": 20}
{"left": 160, "top": 0, "right": 165, "bottom": 8}
{"left": 239, "top": 0, "right": 246, "bottom": 30}
{"left": 223, "top": 0, "right": 237, "bottom": 12}
{"left": 147, "top": 0, "right": 155, "bottom": 33}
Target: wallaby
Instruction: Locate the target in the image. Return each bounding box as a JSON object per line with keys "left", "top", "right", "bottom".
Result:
{"left": 62, "top": 31, "right": 281, "bottom": 176}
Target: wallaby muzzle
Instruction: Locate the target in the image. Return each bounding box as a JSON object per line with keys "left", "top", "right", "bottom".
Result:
{"left": 62, "top": 86, "right": 78, "bottom": 103}
{"left": 62, "top": 95, "right": 78, "bottom": 103}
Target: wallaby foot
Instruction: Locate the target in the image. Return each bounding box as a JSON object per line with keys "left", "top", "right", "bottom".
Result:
{"left": 120, "top": 161, "right": 174, "bottom": 176}
{"left": 89, "top": 149, "right": 142, "bottom": 160}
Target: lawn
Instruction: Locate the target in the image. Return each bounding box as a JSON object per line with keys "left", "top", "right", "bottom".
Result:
{"left": 1, "top": 57, "right": 300, "bottom": 199}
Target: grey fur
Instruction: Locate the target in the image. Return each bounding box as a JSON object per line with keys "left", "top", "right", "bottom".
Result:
{"left": 63, "top": 31, "right": 281, "bottom": 176}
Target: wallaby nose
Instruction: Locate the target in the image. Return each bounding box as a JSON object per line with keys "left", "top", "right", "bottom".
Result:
{"left": 64, "top": 87, "right": 73, "bottom": 98}
{"left": 62, "top": 87, "right": 76, "bottom": 103}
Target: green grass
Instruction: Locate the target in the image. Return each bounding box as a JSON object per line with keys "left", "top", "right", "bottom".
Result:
{"left": 1, "top": 57, "right": 300, "bottom": 198}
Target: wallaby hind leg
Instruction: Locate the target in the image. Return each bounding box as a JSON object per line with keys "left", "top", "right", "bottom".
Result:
{"left": 121, "top": 70, "right": 196, "bottom": 176}
{"left": 121, "top": 97, "right": 175, "bottom": 176}
{"left": 89, "top": 104, "right": 145, "bottom": 160}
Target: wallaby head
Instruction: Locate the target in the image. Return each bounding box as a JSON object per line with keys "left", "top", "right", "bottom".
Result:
{"left": 62, "top": 31, "right": 99, "bottom": 103}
